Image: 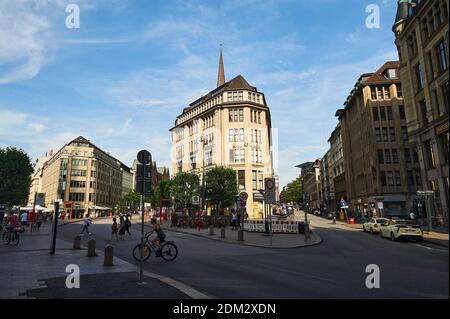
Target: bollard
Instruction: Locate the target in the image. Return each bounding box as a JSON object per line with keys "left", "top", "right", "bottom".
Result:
{"left": 104, "top": 244, "right": 114, "bottom": 267}
{"left": 209, "top": 225, "right": 214, "bottom": 236}
{"left": 221, "top": 228, "right": 226, "bottom": 239}
{"left": 238, "top": 229, "right": 244, "bottom": 241}
{"left": 73, "top": 235, "right": 81, "bottom": 250}
{"left": 87, "top": 239, "right": 97, "bottom": 257}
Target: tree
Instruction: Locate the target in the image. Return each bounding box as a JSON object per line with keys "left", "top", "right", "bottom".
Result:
{"left": 170, "top": 172, "right": 199, "bottom": 213}
{"left": 284, "top": 177, "right": 303, "bottom": 204}
{"left": 204, "top": 167, "right": 238, "bottom": 215}
{"left": 0, "top": 147, "right": 34, "bottom": 206}
{"left": 121, "top": 190, "right": 140, "bottom": 210}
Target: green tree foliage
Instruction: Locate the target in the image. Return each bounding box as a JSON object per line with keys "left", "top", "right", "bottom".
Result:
{"left": 284, "top": 177, "right": 303, "bottom": 204}
{"left": 0, "top": 147, "right": 34, "bottom": 205}
{"left": 204, "top": 167, "right": 238, "bottom": 214}
{"left": 170, "top": 172, "right": 199, "bottom": 210}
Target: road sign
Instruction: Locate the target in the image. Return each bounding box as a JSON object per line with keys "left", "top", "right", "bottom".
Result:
{"left": 36, "top": 193, "right": 45, "bottom": 206}
{"left": 377, "top": 202, "right": 384, "bottom": 210}
{"left": 240, "top": 192, "right": 248, "bottom": 201}
{"left": 264, "top": 178, "right": 276, "bottom": 204}
{"left": 137, "top": 150, "right": 152, "bottom": 165}
{"left": 136, "top": 164, "right": 151, "bottom": 195}
{"left": 192, "top": 195, "right": 200, "bottom": 206}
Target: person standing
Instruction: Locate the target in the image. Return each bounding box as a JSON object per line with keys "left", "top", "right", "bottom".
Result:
{"left": 80, "top": 213, "right": 91, "bottom": 235}
{"left": 118, "top": 216, "right": 126, "bottom": 240}
{"left": 111, "top": 217, "right": 119, "bottom": 241}
{"left": 231, "top": 210, "right": 238, "bottom": 230}
{"left": 124, "top": 215, "right": 132, "bottom": 238}
{"left": 20, "top": 211, "right": 28, "bottom": 227}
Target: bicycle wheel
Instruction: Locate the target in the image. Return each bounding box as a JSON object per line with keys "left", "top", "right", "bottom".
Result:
{"left": 2, "top": 231, "right": 10, "bottom": 244}
{"left": 132, "top": 243, "right": 151, "bottom": 261}
{"left": 11, "top": 233, "right": 19, "bottom": 246}
{"left": 160, "top": 242, "right": 178, "bottom": 262}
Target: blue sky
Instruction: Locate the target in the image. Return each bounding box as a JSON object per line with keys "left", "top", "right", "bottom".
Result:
{"left": 0, "top": 0, "right": 399, "bottom": 187}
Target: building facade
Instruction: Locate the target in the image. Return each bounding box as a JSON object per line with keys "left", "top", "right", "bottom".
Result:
{"left": 328, "top": 124, "right": 347, "bottom": 212}
{"left": 393, "top": 0, "right": 449, "bottom": 228}
{"left": 320, "top": 151, "right": 333, "bottom": 213}
{"left": 37, "top": 136, "right": 132, "bottom": 217}
{"left": 170, "top": 49, "right": 274, "bottom": 219}
{"left": 336, "top": 62, "right": 421, "bottom": 217}
{"left": 298, "top": 160, "right": 321, "bottom": 212}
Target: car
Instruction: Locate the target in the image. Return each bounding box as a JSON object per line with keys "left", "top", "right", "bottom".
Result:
{"left": 379, "top": 219, "right": 423, "bottom": 242}
{"left": 363, "top": 218, "right": 389, "bottom": 234}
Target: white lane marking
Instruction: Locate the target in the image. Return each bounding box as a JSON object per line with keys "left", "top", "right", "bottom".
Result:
{"left": 414, "top": 244, "right": 434, "bottom": 250}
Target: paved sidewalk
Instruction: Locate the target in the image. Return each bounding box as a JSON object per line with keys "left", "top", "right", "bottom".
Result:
{"left": 0, "top": 221, "right": 193, "bottom": 299}
{"left": 136, "top": 220, "right": 322, "bottom": 249}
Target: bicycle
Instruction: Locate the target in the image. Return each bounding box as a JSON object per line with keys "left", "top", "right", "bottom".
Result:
{"left": 132, "top": 230, "right": 178, "bottom": 262}
{"left": 2, "top": 227, "right": 21, "bottom": 246}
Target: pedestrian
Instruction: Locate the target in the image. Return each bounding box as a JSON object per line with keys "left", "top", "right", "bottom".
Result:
{"left": 231, "top": 210, "right": 238, "bottom": 230}
{"left": 80, "top": 213, "right": 91, "bottom": 235}
{"left": 409, "top": 211, "right": 415, "bottom": 221}
{"left": 111, "top": 217, "right": 119, "bottom": 241}
{"left": 118, "top": 216, "right": 126, "bottom": 240}
{"left": 20, "top": 211, "right": 28, "bottom": 227}
{"left": 36, "top": 213, "right": 42, "bottom": 230}
{"left": 124, "top": 215, "right": 132, "bottom": 238}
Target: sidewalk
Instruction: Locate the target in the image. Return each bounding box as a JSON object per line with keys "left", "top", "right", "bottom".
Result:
{"left": 142, "top": 220, "right": 322, "bottom": 249}
{"left": 0, "top": 221, "right": 192, "bottom": 299}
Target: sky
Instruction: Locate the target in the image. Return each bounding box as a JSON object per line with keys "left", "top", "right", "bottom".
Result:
{"left": 0, "top": 0, "right": 400, "bottom": 187}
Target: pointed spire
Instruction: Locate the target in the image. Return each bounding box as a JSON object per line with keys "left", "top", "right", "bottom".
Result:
{"left": 217, "top": 45, "right": 225, "bottom": 88}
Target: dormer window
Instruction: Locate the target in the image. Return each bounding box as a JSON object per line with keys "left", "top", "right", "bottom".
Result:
{"left": 386, "top": 69, "right": 397, "bottom": 79}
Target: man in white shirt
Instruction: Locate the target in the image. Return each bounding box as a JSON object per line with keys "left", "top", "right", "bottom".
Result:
{"left": 20, "top": 211, "right": 28, "bottom": 226}
{"left": 80, "top": 213, "right": 92, "bottom": 235}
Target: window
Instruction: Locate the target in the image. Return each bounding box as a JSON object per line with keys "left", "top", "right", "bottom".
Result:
{"left": 238, "top": 91, "right": 243, "bottom": 101}
{"left": 378, "top": 149, "right": 385, "bottom": 164}
{"left": 401, "top": 126, "right": 408, "bottom": 141}
{"left": 377, "top": 87, "right": 383, "bottom": 100}
{"left": 238, "top": 170, "right": 245, "bottom": 190}
{"left": 72, "top": 159, "right": 87, "bottom": 166}
{"left": 387, "top": 172, "right": 395, "bottom": 186}
{"left": 386, "top": 69, "right": 397, "bottom": 79}
{"left": 69, "top": 193, "right": 85, "bottom": 201}
{"left": 389, "top": 127, "right": 396, "bottom": 142}
{"left": 419, "top": 99, "right": 428, "bottom": 125}
{"left": 383, "top": 86, "right": 391, "bottom": 99}
{"left": 70, "top": 180, "right": 86, "bottom": 188}
{"left": 424, "top": 140, "right": 436, "bottom": 169}
{"left": 375, "top": 128, "right": 382, "bottom": 142}
{"left": 415, "top": 63, "right": 425, "bottom": 91}
{"left": 379, "top": 106, "right": 386, "bottom": 120}
{"left": 394, "top": 171, "right": 402, "bottom": 186}
{"left": 415, "top": 170, "right": 422, "bottom": 186}
{"left": 239, "top": 128, "right": 244, "bottom": 142}
{"left": 372, "top": 108, "right": 379, "bottom": 121}
{"left": 413, "top": 148, "right": 419, "bottom": 163}
{"left": 404, "top": 148, "right": 412, "bottom": 163}
{"left": 252, "top": 171, "right": 257, "bottom": 190}
{"left": 407, "top": 170, "right": 415, "bottom": 186}
{"left": 442, "top": 82, "right": 449, "bottom": 115}
{"left": 396, "top": 84, "right": 403, "bottom": 98}
{"left": 380, "top": 172, "right": 387, "bottom": 186}
{"left": 439, "top": 132, "right": 449, "bottom": 165}
{"left": 392, "top": 149, "right": 399, "bottom": 163}
{"left": 239, "top": 109, "right": 244, "bottom": 122}
{"left": 258, "top": 171, "right": 264, "bottom": 190}
{"left": 387, "top": 106, "right": 393, "bottom": 120}
{"left": 371, "top": 87, "right": 377, "bottom": 100}
{"left": 257, "top": 111, "right": 261, "bottom": 124}
{"left": 234, "top": 110, "right": 238, "bottom": 122}
{"left": 385, "top": 149, "right": 392, "bottom": 164}
{"left": 382, "top": 128, "right": 389, "bottom": 142}
{"left": 71, "top": 170, "right": 86, "bottom": 177}
{"left": 399, "top": 105, "right": 406, "bottom": 120}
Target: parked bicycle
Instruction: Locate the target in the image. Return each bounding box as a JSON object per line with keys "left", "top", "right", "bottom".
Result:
{"left": 132, "top": 230, "right": 178, "bottom": 262}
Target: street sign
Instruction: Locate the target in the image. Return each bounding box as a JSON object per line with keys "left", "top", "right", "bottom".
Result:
{"left": 240, "top": 192, "right": 248, "bottom": 201}
{"left": 36, "top": 193, "right": 45, "bottom": 206}
{"left": 137, "top": 150, "right": 152, "bottom": 165}
{"left": 136, "top": 162, "right": 152, "bottom": 196}
{"left": 264, "top": 178, "right": 276, "bottom": 204}
{"left": 192, "top": 195, "right": 200, "bottom": 206}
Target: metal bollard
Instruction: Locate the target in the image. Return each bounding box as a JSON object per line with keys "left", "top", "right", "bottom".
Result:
{"left": 238, "top": 229, "right": 244, "bottom": 241}
{"left": 221, "top": 228, "right": 225, "bottom": 239}
{"left": 87, "top": 239, "right": 97, "bottom": 257}
{"left": 209, "top": 225, "right": 214, "bottom": 236}
{"left": 73, "top": 235, "right": 81, "bottom": 249}
{"left": 104, "top": 244, "right": 114, "bottom": 267}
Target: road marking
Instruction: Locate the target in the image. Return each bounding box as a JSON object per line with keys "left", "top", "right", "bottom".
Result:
{"left": 414, "top": 244, "right": 434, "bottom": 250}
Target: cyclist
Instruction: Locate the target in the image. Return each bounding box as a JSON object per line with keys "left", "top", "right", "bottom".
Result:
{"left": 7, "top": 212, "right": 21, "bottom": 231}
{"left": 150, "top": 218, "right": 166, "bottom": 255}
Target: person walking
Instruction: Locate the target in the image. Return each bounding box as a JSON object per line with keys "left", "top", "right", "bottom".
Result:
{"left": 80, "top": 213, "right": 91, "bottom": 236}
{"left": 111, "top": 217, "right": 119, "bottom": 241}
{"left": 20, "top": 211, "right": 28, "bottom": 227}
{"left": 124, "top": 215, "right": 132, "bottom": 238}
{"left": 231, "top": 210, "right": 238, "bottom": 230}
{"left": 118, "top": 216, "right": 126, "bottom": 240}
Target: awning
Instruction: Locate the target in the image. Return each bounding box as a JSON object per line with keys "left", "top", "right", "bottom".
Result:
{"left": 20, "top": 205, "right": 47, "bottom": 211}
{"left": 89, "top": 205, "right": 111, "bottom": 210}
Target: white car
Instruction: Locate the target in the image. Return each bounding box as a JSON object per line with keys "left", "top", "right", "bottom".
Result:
{"left": 379, "top": 219, "right": 423, "bottom": 242}
{"left": 363, "top": 218, "right": 389, "bottom": 234}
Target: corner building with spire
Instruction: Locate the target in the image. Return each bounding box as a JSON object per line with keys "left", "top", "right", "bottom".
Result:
{"left": 170, "top": 49, "right": 274, "bottom": 219}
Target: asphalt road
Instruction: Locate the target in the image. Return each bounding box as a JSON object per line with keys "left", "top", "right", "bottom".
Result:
{"left": 56, "top": 215, "right": 448, "bottom": 299}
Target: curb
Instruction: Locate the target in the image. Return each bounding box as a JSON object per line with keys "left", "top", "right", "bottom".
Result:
{"left": 422, "top": 239, "right": 449, "bottom": 248}
{"left": 139, "top": 223, "right": 322, "bottom": 249}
